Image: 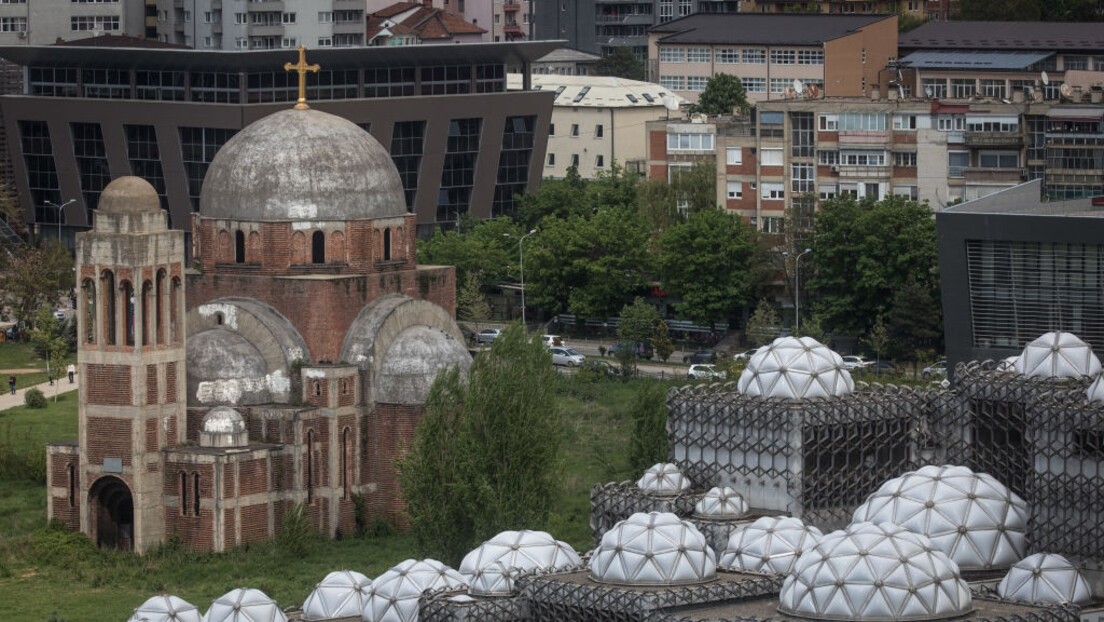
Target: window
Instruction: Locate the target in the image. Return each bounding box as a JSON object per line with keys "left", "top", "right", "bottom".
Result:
{"left": 791, "top": 112, "right": 814, "bottom": 157}
{"left": 893, "top": 114, "right": 917, "bottom": 130}
{"left": 437, "top": 118, "right": 482, "bottom": 223}
{"left": 570, "top": 124, "right": 579, "bottom": 137}
{"left": 204, "top": 11, "right": 214, "bottom": 23}
{"left": 1064, "top": 55, "right": 1089, "bottom": 71}
{"left": 660, "top": 75, "right": 684, "bottom": 90}
{"left": 183, "top": 11, "right": 191, "bottom": 22}
{"left": 572, "top": 86, "right": 591, "bottom": 103}
{"left": 966, "top": 116, "right": 1018, "bottom": 133}
{"left": 979, "top": 79, "right": 1006, "bottom": 99}
{"left": 769, "top": 78, "right": 791, "bottom": 94}
{"left": 838, "top": 113, "right": 887, "bottom": 131}
{"left": 659, "top": 47, "right": 685, "bottom": 63}
{"left": 922, "top": 78, "right": 946, "bottom": 98}
{"left": 948, "top": 151, "right": 969, "bottom": 177}
{"left": 893, "top": 185, "right": 919, "bottom": 200}
{"left": 819, "top": 114, "right": 838, "bottom": 131}
{"left": 570, "top": 154, "right": 579, "bottom": 167}
{"left": 839, "top": 151, "right": 887, "bottom": 166}
{"left": 390, "top": 121, "right": 426, "bottom": 211}
{"left": 318, "top": 11, "right": 332, "bottom": 22}
{"left": 951, "top": 79, "right": 976, "bottom": 99}
{"left": 762, "top": 217, "right": 784, "bottom": 233}
{"left": 0, "top": 16, "right": 26, "bottom": 31}
{"left": 548, "top": 124, "right": 555, "bottom": 136}
{"left": 761, "top": 182, "right": 785, "bottom": 200}
{"left": 282, "top": 37, "right": 298, "bottom": 48}
{"left": 595, "top": 155, "right": 605, "bottom": 168}
{"left": 760, "top": 148, "right": 783, "bottom": 166}
{"left": 667, "top": 133, "right": 714, "bottom": 151}
{"left": 282, "top": 12, "right": 297, "bottom": 23}
{"left": 687, "top": 48, "right": 711, "bottom": 63}
{"left": 716, "top": 49, "right": 740, "bottom": 64}
{"left": 893, "top": 151, "right": 917, "bottom": 167}
{"left": 235, "top": 38, "right": 248, "bottom": 49}
{"left": 770, "top": 49, "right": 795, "bottom": 65}
{"left": 797, "top": 50, "right": 824, "bottom": 65}
{"left": 203, "top": 37, "right": 213, "bottom": 48}
{"left": 71, "top": 15, "right": 120, "bottom": 30}
{"left": 547, "top": 153, "right": 555, "bottom": 166}
{"left": 235, "top": 13, "right": 247, "bottom": 24}
{"left": 493, "top": 116, "right": 535, "bottom": 218}
{"left": 726, "top": 147, "right": 742, "bottom": 165}
{"left": 71, "top": 123, "right": 110, "bottom": 215}
{"left": 687, "top": 76, "right": 707, "bottom": 92}
{"left": 317, "top": 37, "right": 332, "bottom": 47}
{"left": 82, "top": 68, "right": 129, "bottom": 99}
{"left": 743, "top": 49, "right": 766, "bottom": 64}
{"left": 862, "top": 47, "right": 867, "bottom": 63}
{"left": 727, "top": 181, "right": 742, "bottom": 199}
{"left": 179, "top": 127, "right": 237, "bottom": 210}
{"left": 595, "top": 124, "right": 604, "bottom": 138}
{"left": 792, "top": 163, "right": 814, "bottom": 193}
{"left": 937, "top": 115, "right": 965, "bottom": 131}
{"left": 979, "top": 150, "right": 1018, "bottom": 168}
{"left": 819, "top": 184, "right": 837, "bottom": 200}
{"left": 420, "top": 64, "right": 474, "bottom": 96}
{"left": 20, "top": 121, "right": 62, "bottom": 224}
{"left": 818, "top": 150, "right": 838, "bottom": 166}
{"left": 743, "top": 77, "right": 765, "bottom": 93}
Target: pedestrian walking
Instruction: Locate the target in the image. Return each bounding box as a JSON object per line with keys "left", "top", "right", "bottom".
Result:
{"left": 8, "top": 374, "right": 14, "bottom": 395}
{"left": 67, "top": 363, "right": 76, "bottom": 384}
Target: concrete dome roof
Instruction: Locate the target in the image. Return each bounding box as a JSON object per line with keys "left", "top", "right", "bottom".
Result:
{"left": 187, "top": 328, "right": 273, "bottom": 406}
{"left": 851, "top": 465, "right": 1027, "bottom": 570}
{"left": 589, "top": 512, "right": 717, "bottom": 586}
{"left": 997, "top": 554, "right": 1092, "bottom": 605}
{"left": 636, "top": 462, "right": 692, "bottom": 495}
{"left": 201, "top": 406, "right": 245, "bottom": 435}
{"left": 302, "top": 570, "right": 372, "bottom": 621}
{"left": 127, "top": 595, "right": 202, "bottom": 622}
{"left": 200, "top": 108, "right": 407, "bottom": 222}
{"left": 1014, "top": 331, "right": 1101, "bottom": 379}
{"left": 719, "top": 516, "right": 823, "bottom": 575}
{"left": 737, "top": 336, "right": 854, "bottom": 400}
{"left": 376, "top": 325, "right": 472, "bottom": 405}
{"left": 780, "top": 522, "right": 972, "bottom": 622}
{"left": 99, "top": 176, "right": 161, "bottom": 214}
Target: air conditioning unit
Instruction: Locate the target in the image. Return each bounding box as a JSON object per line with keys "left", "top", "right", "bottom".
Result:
{"left": 831, "top": 165, "right": 839, "bottom": 173}
{"left": 17, "top": 31, "right": 26, "bottom": 39}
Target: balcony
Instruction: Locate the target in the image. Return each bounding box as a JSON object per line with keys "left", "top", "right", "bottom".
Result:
{"left": 333, "top": 21, "right": 364, "bottom": 34}
{"left": 173, "top": 0, "right": 183, "bottom": 7}
{"left": 247, "top": 1, "right": 285, "bottom": 11}
{"left": 963, "top": 167, "right": 1024, "bottom": 184}
{"left": 946, "top": 131, "right": 965, "bottom": 144}
{"left": 504, "top": 1, "right": 521, "bottom": 11}
{"left": 211, "top": 0, "right": 221, "bottom": 8}
{"left": 838, "top": 130, "right": 890, "bottom": 146}
{"left": 212, "top": 23, "right": 222, "bottom": 34}
{"left": 837, "top": 165, "right": 890, "bottom": 179}
{"left": 249, "top": 24, "right": 285, "bottom": 36}
{"left": 174, "top": 22, "right": 185, "bottom": 32}
{"left": 596, "top": 13, "right": 653, "bottom": 24}
{"left": 1047, "top": 170, "right": 1104, "bottom": 184}
{"left": 1045, "top": 132, "right": 1104, "bottom": 147}
{"left": 504, "top": 23, "right": 523, "bottom": 34}
{"left": 964, "top": 131, "right": 1023, "bottom": 148}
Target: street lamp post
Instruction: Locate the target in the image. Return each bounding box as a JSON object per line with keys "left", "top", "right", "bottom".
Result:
{"left": 793, "top": 248, "right": 812, "bottom": 332}
{"left": 44, "top": 198, "right": 76, "bottom": 246}
{"left": 505, "top": 229, "right": 537, "bottom": 325}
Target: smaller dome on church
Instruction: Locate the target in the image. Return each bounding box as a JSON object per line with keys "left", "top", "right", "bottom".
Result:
{"left": 199, "top": 406, "right": 248, "bottom": 448}
{"left": 98, "top": 176, "right": 162, "bottom": 214}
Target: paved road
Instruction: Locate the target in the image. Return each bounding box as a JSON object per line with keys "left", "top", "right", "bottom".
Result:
{"left": 0, "top": 375, "right": 77, "bottom": 410}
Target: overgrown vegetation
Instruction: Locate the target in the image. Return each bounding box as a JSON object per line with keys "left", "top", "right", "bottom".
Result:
{"left": 22, "top": 388, "right": 46, "bottom": 409}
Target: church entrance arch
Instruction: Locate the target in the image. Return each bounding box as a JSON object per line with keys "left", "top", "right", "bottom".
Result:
{"left": 88, "top": 476, "right": 134, "bottom": 550}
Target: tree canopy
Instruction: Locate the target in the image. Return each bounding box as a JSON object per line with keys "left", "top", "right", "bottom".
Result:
{"left": 690, "top": 73, "right": 750, "bottom": 116}
{"left": 0, "top": 241, "right": 73, "bottom": 335}
{"left": 593, "top": 46, "right": 647, "bottom": 81}
{"left": 956, "top": 0, "right": 1104, "bottom": 20}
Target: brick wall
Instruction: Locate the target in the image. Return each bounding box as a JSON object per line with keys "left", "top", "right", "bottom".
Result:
{"left": 240, "top": 503, "right": 269, "bottom": 544}
{"left": 50, "top": 454, "right": 80, "bottom": 530}
{"left": 166, "top": 362, "right": 177, "bottom": 404}
{"left": 224, "top": 509, "right": 236, "bottom": 550}
{"left": 85, "top": 365, "right": 131, "bottom": 406}
{"left": 238, "top": 459, "right": 270, "bottom": 497}
{"left": 166, "top": 415, "right": 177, "bottom": 446}
{"left": 306, "top": 379, "right": 329, "bottom": 407}
{"left": 145, "top": 418, "right": 158, "bottom": 452}
{"left": 146, "top": 364, "right": 158, "bottom": 405}
{"left": 366, "top": 403, "right": 425, "bottom": 526}
{"left": 86, "top": 417, "right": 132, "bottom": 466}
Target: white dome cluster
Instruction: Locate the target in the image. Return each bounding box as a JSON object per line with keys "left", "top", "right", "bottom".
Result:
{"left": 779, "top": 522, "right": 973, "bottom": 621}
{"left": 459, "top": 530, "right": 582, "bottom": 596}
{"left": 737, "top": 337, "right": 854, "bottom": 400}
{"left": 204, "top": 588, "right": 287, "bottom": 622}
{"left": 694, "top": 486, "right": 749, "bottom": 519}
{"left": 636, "top": 463, "right": 692, "bottom": 495}
{"left": 363, "top": 559, "right": 467, "bottom": 622}
{"left": 301, "top": 570, "right": 371, "bottom": 620}
{"left": 718, "top": 516, "right": 823, "bottom": 575}
{"left": 997, "top": 554, "right": 1092, "bottom": 605}
{"left": 1014, "top": 331, "right": 1102, "bottom": 379}
{"left": 851, "top": 464, "right": 1027, "bottom": 570}
{"left": 589, "top": 512, "right": 717, "bottom": 586}
{"left": 127, "top": 595, "right": 202, "bottom": 622}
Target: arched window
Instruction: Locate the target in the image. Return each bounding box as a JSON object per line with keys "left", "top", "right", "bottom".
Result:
{"left": 171, "top": 277, "right": 181, "bottom": 343}
{"left": 217, "top": 230, "right": 232, "bottom": 263}
{"left": 141, "top": 281, "right": 153, "bottom": 346}
{"left": 383, "top": 228, "right": 392, "bottom": 261}
{"left": 179, "top": 471, "right": 188, "bottom": 516}
{"left": 235, "top": 230, "right": 245, "bottom": 264}
{"left": 313, "top": 380, "right": 322, "bottom": 396}
{"left": 290, "top": 231, "right": 308, "bottom": 265}
{"left": 155, "top": 270, "right": 165, "bottom": 345}
{"left": 247, "top": 231, "right": 261, "bottom": 263}
{"left": 82, "top": 279, "right": 96, "bottom": 345}
{"left": 216, "top": 313, "right": 224, "bottom": 326}
{"left": 101, "top": 270, "right": 116, "bottom": 346}
{"left": 330, "top": 231, "right": 345, "bottom": 263}
{"left": 192, "top": 472, "right": 200, "bottom": 516}
{"left": 311, "top": 230, "right": 325, "bottom": 264}
{"left": 122, "top": 280, "right": 135, "bottom": 347}
{"left": 341, "top": 427, "right": 350, "bottom": 500}
{"left": 67, "top": 463, "right": 76, "bottom": 508}
{"left": 306, "top": 430, "right": 315, "bottom": 504}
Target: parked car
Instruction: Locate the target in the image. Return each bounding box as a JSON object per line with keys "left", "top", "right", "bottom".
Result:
{"left": 841, "top": 355, "right": 873, "bottom": 370}
{"left": 541, "top": 334, "right": 565, "bottom": 347}
{"left": 608, "top": 340, "right": 654, "bottom": 360}
{"left": 550, "top": 346, "right": 585, "bottom": 367}
{"left": 858, "top": 361, "right": 903, "bottom": 376}
{"left": 688, "top": 364, "right": 727, "bottom": 381}
{"left": 922, "top": 360, "right": 948, "bottom": 378}
{"left": 52, "top": 308, "right": 66, "bottom": 321}
{"left": 581, "top": 360, "right": 620, "bottom": 377}
{"left": 733, "top": 349, "right": 760, "bottom": 361}
{"left": 476, "top": 328, "right": 502, "bottom": 344}
{"left": 683, "top": 350, "right": 727, "bottom": 364}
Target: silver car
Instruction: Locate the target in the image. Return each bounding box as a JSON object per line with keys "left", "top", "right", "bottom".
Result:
{"left": 550, "top": 346, "right": 586, "bottom": 367}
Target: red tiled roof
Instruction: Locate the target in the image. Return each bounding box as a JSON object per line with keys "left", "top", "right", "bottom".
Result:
{"left": 367, "top": 2, "right": 485, "bottom": 42}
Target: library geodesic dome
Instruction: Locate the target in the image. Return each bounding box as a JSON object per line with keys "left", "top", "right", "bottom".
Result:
{"left": 127, "top": 595, "right": 202, "bottom": 622}
{"left": 301, "top": 570, "right": 371, "bottom": 621}
{"left": 637, "top": 462, "right": 693, "bottom": 495}
{"left": 851, "top": 465, "right": 1027, "bottom": 570}
{"left": 589, "top": 511, "right": 717, "bottom": 586}
{"left": 1087, "top": 374, "right": 1104, "bottom": 402}
{"left": 997, "top": 554, "right": 1092, "bottom": 605}
{"left": 204, "top": 588, "right": 287, "bottom": 622}
{"left": 459, "top": 530, "right": 581, "bottom": 596}
{"left": 736, "top": 336, "right": 854, "bottom": 399}
{"left": 694, "top": 486, "right": 749, "bottom": 519}
{"left": 363, "top": 559, "right": 467, "bottom": 622}
{"left": 718, "top": 516, "right": 824, "bottom": 575}
{"left": 779, "top": 522, "right": 973, "bottom": 621}
{"left": 1014, "top": 331, "right": 1102, "bottom": 379}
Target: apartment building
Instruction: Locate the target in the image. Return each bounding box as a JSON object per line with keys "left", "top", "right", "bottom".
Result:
{"left": 648, "top": 13, "right": 897, "bottom": 105}
{"left": 156, "top": 0, "right": 365, "bottom": 50}
{"left": 0, "top": 0, "right": 150, "bottom": 46}
{"left": 532, "top": 47, "right": 601, "bottom": 76}
{"left": 508, "top": 73, "right": 683, "bottom": 178}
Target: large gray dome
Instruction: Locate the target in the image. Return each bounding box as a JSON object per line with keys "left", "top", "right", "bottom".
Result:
{"left": 376, "top": 325, "right": 471, "bottom": 405}
{"left": 187, "top": 328, "right": 274, "bottom": 406}
{"left": 200, "top": 109, "right": 407, "bottom": 222}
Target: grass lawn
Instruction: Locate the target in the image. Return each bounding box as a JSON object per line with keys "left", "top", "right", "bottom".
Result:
{"left": 0, "top": 340, "right": 78, "bottom": 389}
{"left": 0, "top": 374, "right": 676, "bottom": 621}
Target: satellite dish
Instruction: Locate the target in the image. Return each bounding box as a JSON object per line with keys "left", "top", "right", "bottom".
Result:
{"left": 924, "top": 85, "right": 934, "bottom": 98}
{"left": 1032, "top": 89, "right": 1044, "bottom": 102}
{"left": 1060, "top": 83, "right": 1073, "bottom": 98}
{"left": 1041, "top": 71, "right": 1050, "bottom": 85}
{"left": 661, "top": 94, "right": 679, "bottom": 111}
{"left": 793, "top": 79, "right": 804, "bottom": 95}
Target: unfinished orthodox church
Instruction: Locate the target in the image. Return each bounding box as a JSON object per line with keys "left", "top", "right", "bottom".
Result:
{"left": 44, "top": 76, "right": 471, "bottom": 553}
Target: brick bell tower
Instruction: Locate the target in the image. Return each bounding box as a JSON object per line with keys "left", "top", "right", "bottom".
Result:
{"left": 50, "top": 176, "right": 186, "bottom": 553}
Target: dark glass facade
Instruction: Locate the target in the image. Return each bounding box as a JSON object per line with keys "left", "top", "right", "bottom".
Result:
{"left": 180, "top": 127, "right": 238, "bottom": 211}
{"left": 71, "top": 122, "right": 110, "bottom": 220}
{"left": 125, "top": 125, "right": 169, "bottom": 216}
{"left": 391, "top": 121, "right": 426, "bottom": 212}
{"left": 492, "top": 115, "right": 535, "bottom": 218}
{"left": 19, "top": 120, "right": 60, "bottom": 223}
{"left": 437, "top": 118, "right": 482, "bottom": 223}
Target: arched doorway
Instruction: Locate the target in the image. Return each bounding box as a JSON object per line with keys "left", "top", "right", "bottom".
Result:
{"left": 88, "top": 476, "right": 134, "bottom": 550}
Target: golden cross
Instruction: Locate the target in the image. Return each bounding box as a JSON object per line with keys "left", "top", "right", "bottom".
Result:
{"left": 284, "top": 45, "right": 320, "bottom": 110}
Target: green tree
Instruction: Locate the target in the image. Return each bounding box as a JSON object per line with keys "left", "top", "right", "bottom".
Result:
{"left": 659, "top": 208, "right": 760, "bottom": 326}
{"left": 670, "top": 161, "right": 717, "bottom": 216}
{"left": 690, "top": 73, "right": 749, "bottom": 116}
{"left": 796, "top": 314, "right": 829, "bottom": 345}
{"left": 808, "top": 195, "right": 939, "bottom": 337}
{"left": 456, "top": 270, "right": 491, "bottom": 322}
{"left": 417, "top": 217, "right": 521, "bottom": 289}
{"left": 593, "top": 46, "right": 646, "bottom": 81}
{"left": 956, "top": 0, "right": 1041, "bottom": 20}
{"left": 886, "top": 278, "right": 942, "bottom": 360}
{"left": 628, "top": 382, "right": 668, "bottom": 475}
{"left": 516, "top": 168, "right": 589, "bottom": 229}
{"left": 866, "top": 315, "right": 890, "bottom": 363}
{"left": 398, "top": 324, "right": 560, "bottom": 565}
{"left": 618, "top": 297, "right": 660, "bottom": 343}
{"left": 0, "top": 173, "right": 23, "bottom": 235}
{"left": 0, "top": 241, "right": 73, "bottom": 338}
{"left": 745, "top": 299, "right": 781, "bottom": 347}
{"left": 636, "top": 178, "right": 681, "bottom": 240}
{"left": 32, "top": 307, "right": 69, "bottom": 400}
{"left": 652, "top": 320, "right": 675, "bottom": 363}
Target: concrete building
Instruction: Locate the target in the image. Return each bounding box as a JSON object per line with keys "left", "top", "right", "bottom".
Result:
{"left": 46, "top": 102, "right": 470, "bottom": 553}
{"left": 0, "top": 42, "right": 557, "bottom": 245}
{"left": 0, "top": 0, "right": 151, "bottom": 47}
{"left": 533, "top": 46, "right": 601, "bottom": 75}
{"left": 508, "top": 73, "right": 683, "bottom": 178}
{"left": 648, "top": 13, "right": 898, "bottom": 105}
{"left": 155, "top": 0, "right": 366, "bottom": 50}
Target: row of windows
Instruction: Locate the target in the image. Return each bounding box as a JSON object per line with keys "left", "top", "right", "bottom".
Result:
{"left": 72, "top": 16, "right": 120, "bottom": 31}
{"left": 546, "top": 153, "right": 605, "bottom": 169}
{"left": 82, "top": 269, "right": 182, "bottom": 348}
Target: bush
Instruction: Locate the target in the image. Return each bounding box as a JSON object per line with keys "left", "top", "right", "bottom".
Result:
{"left": 628, "top": 382, "right": 668, "bottom": 475}
{"left": 277, "top": 502, "right": 318, "bottom": 557}
{"left": 23, "top": 388, "right": 47, "bottom": 409}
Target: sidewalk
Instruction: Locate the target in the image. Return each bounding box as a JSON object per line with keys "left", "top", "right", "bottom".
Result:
{"left": 0, "top": 376, "right": 78, "bottom": 410}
